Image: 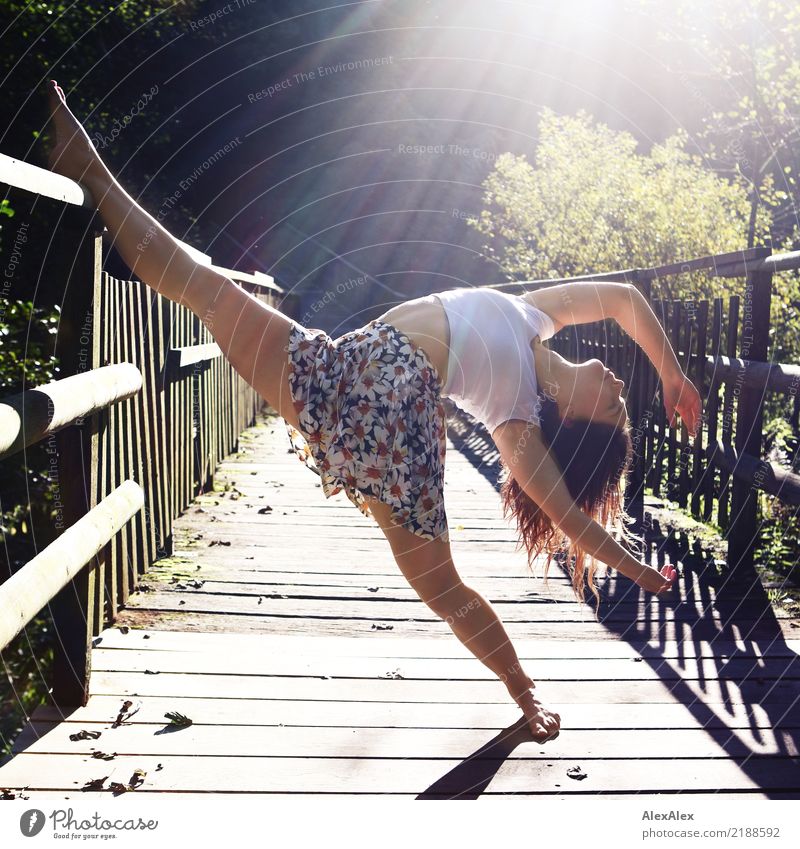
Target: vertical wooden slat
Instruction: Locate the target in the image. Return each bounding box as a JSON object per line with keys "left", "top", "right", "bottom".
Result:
{"left": 49, "top": 222, "right": 102, "bottom": 707}
{"left": 124, "top": 280, "right": 146, "bottom": 583}
{"left": 106, "top": 276, "right": 119, "bottom": 621}
{"left": 118, "top": 278, "right": 134, "bottom": 597}
{"left": 180, "top": 304, "right": 188, "bottom": 509}
{"left": 131, "top": 280, "right": 156, "bottom": 565}
{"left": 156, "top": 293, "right": 173, "bottom": 554}
{"left": 703, "top": 299, "right": 723, "bottom": 522}
{"left": 690, "top": 300, "right": 708, "bottom": 517}
{"left": 718, "top": 296, "right": 740, "bottom": 528}
{"left": 666, "top": 301, "right": 680, "bottom": 499}
{"left": 96, "top": 273, "right": 111, "bottom": 628}
{"left": 676, "top": 304, "right": 691, "bottom": 509}
{"left": 645, "top": 296, "right": 663, "bottom": 491}
{"left": 184, "top": 304, "right": 192, "bottom": 505}
{"left": 112, "top": 276, "right": 130, "bottom": 609}
{"left": 650, "top": 299, "right": 667, "bottom": 497}
{"left": 728, "top": 267, "right": 773, "bottom": 574}
{"left": 167, "top": 299, "right": 178, "bottom": 519}
{"left": 88, "top": 267, "right": 105, "bottom": 638}
{"left": 625, "top": 274, "right": 647, "bottom": 526}
{"left": 141, "top": 286, "right": 167, "bottom": 557}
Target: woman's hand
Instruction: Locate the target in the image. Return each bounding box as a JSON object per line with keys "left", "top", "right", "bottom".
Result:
{"left": 663, "top": 370, "right": 702, "bottom": 437}
{"left": 514, "top": 687, "right": 562, "bottom": 742}
{"left": 629, "top": 561, "right": 677, "bottom": 595}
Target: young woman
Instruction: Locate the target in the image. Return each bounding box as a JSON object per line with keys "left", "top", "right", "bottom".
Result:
{"left": 45, "top": 80, "right": 701, "bottom": 744}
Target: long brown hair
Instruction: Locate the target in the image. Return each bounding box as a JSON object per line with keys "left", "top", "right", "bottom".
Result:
{"left": 499, "top": 395, "right": 634, "bottom": 610}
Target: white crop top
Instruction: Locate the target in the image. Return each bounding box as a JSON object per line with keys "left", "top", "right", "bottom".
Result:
{"left": 433, "top": 287, "right": 556, "bottom": 436}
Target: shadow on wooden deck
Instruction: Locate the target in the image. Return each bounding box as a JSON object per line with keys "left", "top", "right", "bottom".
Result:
{"left": 447, "top": 403, "right": 800, "bottom": 798}
{"left": 1, "top": 406, "right": 799, "bottom": 798}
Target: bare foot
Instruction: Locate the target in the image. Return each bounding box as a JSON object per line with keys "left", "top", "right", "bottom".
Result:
{"left": 45, "top": 80, "right": 101, "bottom": 183}
{"left": 516, "top": 690, "right": 561, "bottom": 742}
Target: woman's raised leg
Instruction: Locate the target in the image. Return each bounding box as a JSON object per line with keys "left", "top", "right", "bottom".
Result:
{"left": 46, "top": 80, "right": 301, "bottom": 428}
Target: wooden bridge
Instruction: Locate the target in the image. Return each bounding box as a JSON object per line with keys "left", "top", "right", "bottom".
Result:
{"left": 2, "top": 155, "right": 800, "bottom": 798}
{"left": 3, "top": 406, "right": 800, "bottom": 798}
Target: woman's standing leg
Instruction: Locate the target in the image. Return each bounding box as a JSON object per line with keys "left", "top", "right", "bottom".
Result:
{"left": 46, "top": 80, "right": 301, "bottom": 428}
{"left": 368, "top": 499, "right": 561, "bottom": 741}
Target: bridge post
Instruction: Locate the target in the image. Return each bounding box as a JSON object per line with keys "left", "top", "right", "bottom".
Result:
{"left": 625, "top": 270, "right": 648, "bottom": 530}
{"left": 726, "top": 259, "right": 773, "bottom": 576}
{"left": 48, "top": 214, "right": 104, "bottom": 707}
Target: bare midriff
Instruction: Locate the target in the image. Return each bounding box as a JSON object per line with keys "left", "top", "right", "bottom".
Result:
{"left": 375, "top": 296, "right": 451, "bottom": 390}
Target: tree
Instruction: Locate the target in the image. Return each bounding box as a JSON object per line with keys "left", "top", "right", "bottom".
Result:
{"left": 634, "top": 0, "right": 800, "bottom": 249}
{"left": 469, "top": 109, "right": 769, "bottom": 299}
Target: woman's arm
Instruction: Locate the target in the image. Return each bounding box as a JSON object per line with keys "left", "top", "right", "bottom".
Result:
{"left": 521, "top": 282, "right": 702, "bottom": 436}
{"left": 523, "top": 281, "right": 676, "bottom": 376}
{"left": 493, "top": 420, "right": 677, "bottom": 594}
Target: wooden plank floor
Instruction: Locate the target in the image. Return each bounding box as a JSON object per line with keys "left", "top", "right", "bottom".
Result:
{"left": 1, "top": 407, "right": 799, "bottom": 798}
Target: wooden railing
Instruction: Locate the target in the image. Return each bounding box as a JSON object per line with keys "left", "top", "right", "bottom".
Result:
{"left": 498, "top": 245, "right": 800, "bottom": 574}
{"left": 0, "top": 154, "right": 284, "bottom": 706}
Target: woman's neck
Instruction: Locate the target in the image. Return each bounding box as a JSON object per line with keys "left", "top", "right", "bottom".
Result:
{"left": 532, "top": 338, "right": 574, "bottom": 402}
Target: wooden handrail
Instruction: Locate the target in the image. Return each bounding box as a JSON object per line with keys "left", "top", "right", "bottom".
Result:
{"left": 0, "top": 152, "right": 283, "bottom": 293}
{"left": 211, "top": 266, "right": 282, "bottom": 293}
{"left": 705, "top": 355, "right": 800, "bottom": 394}
{"left": 0, "top": 363, "right": 142, "bottom": 460}
{"left": 707, "top": 440, "right": 800, "bottom": 506}
{"left": 166, "top": 342, "right": 222, "bottom": 371}
{"left": 0, "top": 480, "right": 144, "bottom": 652}
{"left": 1, "top": 152, "right": 287, "bottom": 705}
{"left": 494, "top": 246, "right": 783, "bottom": 292}
{"left": 0, "top": 152, "right": 90, "bottom": 207}
{"left": 711, "top": 249, "right": 800, "bottom": 278}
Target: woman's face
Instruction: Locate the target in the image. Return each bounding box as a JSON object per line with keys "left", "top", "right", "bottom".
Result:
{"left": 566, "top": 358, "right": 627, "bottom": 428}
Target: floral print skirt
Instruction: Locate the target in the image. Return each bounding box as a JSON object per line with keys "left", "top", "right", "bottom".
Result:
{"left": 284, "top": 318, "right": 449, "bottom": 542}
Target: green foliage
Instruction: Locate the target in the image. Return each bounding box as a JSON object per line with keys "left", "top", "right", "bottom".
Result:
{"left": 0, "top": 300, "right": 59, "bottom": 391}
{"left": 0, "top": 613, "right": 55, "bottom": 757}
{"left": 470, "top": 109, "right": 768, "bottom": 299}
{"left": 0, "top": 290, "right": 62, "bottom": 749}
{"left": 756, "top": 495, "right": 800, "bottom": 583}
{"left": 635, "top": 0, "right": 800, "bottom": 247}
{"left": 0, "top": 0, "right": 205, "bottom": 243}
{"left": 0, "top": 0, "right": 209, "bottom": 755}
